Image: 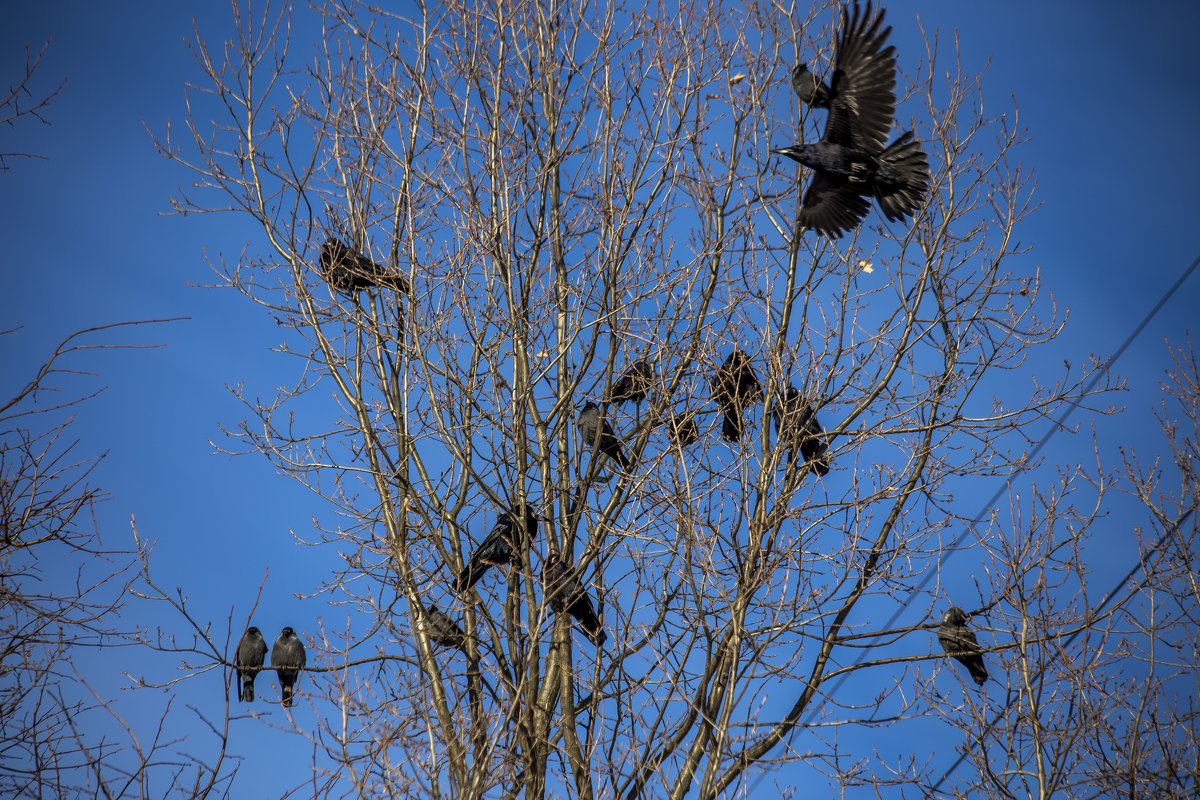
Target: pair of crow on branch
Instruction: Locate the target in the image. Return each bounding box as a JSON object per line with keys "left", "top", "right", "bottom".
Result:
{"left": 233, "top": 625, "right": 307, "bottom": 707}
{"left": 711, "top": 350, "right": 831, "bottom": 476}
{"left": 447, "top": 363, "right": 672, "bottom": 650}
{"left": 454, "top": 505, "right": 606, "bottom": 647}
{"left": 775, "top": 1, "right": 929, "bottom": 236}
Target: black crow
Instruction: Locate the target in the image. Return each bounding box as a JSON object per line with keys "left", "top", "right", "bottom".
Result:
{"left": 665, "top": 413, "right": 699, "bottom": 447}
{"left": 607, "top": 360, "right": 654, "bottom": 405}
{"left": 937, "top": 607, "right": 989, "bottom": 687}
{"left": 772, "top": 3, "right": 928, "bottom": 236}
{"left": 456, "top": 506, "right": 540, "bottom": 592}
{"left": 271, "top": 627, "right": 307, "bottom": 707}
{"left": 711, "top": 351, "right": 762, "bottom": 442}
{"left": 791, "top": 63, "right": 831, "bottom": 108}
{"left": 578, "top": 402, "right": 631, "bottom": 471}
{"left": 424, "top": 605, "right": 467, "bottom": 652}
{"left": 772, "top": 384, "right": 830, "bottom": 476}
{"left": 318, "top": 238, "right": 411, "bottom": 295}
{"left": 234, "top": 626, "right": 268, "bottom": 702}
{"left": 542, "top": 556, "right": 606, "bottom": 647}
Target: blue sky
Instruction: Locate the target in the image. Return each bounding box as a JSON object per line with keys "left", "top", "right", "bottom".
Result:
{"left": 3, "top": 1, "right": 1198, "bottom": 796}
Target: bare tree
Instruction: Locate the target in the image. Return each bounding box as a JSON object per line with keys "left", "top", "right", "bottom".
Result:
{"left": 153, "top": 1, "right": 1145, "bottom": 797}
{"left": 923, "top": 338, "right": 1200, "bottom": 799}
{"left": 0, "top": 321, "right": 241, "bottom": 799}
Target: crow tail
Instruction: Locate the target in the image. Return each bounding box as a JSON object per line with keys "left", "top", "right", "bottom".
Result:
{"left": 456, "top": 561, "right": 485, "bottom": 593}
{"left": 876, "top": 131, "right": 929, "bottom": 223}
{"left": 577, "top": 610, "right": 607, "bottom": 647}
{"left": 722, "top": 411, "right": 742, "bottom": 442}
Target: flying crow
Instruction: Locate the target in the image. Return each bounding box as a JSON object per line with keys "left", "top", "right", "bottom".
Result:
{"left": 773, "top": 3, "right": 928, "bottom": 235}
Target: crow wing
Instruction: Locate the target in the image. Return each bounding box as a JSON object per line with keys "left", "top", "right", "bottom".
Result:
{"left": 823, "top": 2, "right": 896, "bottom": 154}
{"left": 799, "top": 172, "right": 872, "bottom": 236}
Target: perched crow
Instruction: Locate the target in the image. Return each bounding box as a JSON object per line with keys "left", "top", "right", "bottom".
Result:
{"left": 791, "top": 63, "right": 831, "bottom": 108}
{"left": 423, "top": 605, "right": 467, "bottom": 652}
{"left": 665, "top": 413, "right": 699, "bottom": 447}
{"left": 607, "top": 360, "right": 654, "bottom": 405}
{"left": 937, "top": 607, "right": 989, "bottom": 687}
{"left": 234, "top": 626, "right": 268, "bottom": 702}
{"left": 272, "top": 627, "right": 307, "bottom": 707}
{"left": 456, "top": 506, "right": 540, "bottom": 592}
{"left": 578, "top": 402, "right": 631, "bottom": 471}
{"left": 772, "top": 3, "right": 928, "bottom": 236}
{"left": 318, "top": 238, "right": 411, "bottom": 295}
{"left": 542, "top": 556, "right": 606, "bottom": 647}
{"left": 711, "top": 351, "right": 762, "bottom": 442}
{"left": 772, "top": 385, "right": 830, "bottom": 476}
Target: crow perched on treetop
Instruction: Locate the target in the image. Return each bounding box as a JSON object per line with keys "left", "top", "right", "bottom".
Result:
{"left": 234, "top": 626, "right": 267, "bottom": 702}
{"left": 772, "top": 384, "right": 831, "bottom": 476}
{"left": 456, "top": 506, "right": 541, "bottom": 592}
{"left": 423, "top": 605, "right": 467, "bottom": 652}
{"left": 607, "top": 360, "right": 654, "bottom": 405}
{"left": 318, "top": 238, "right": 411, "bottom": 295}
{"left": 937, "top": 607, "right": 989, "bottom": 687}
{"left": 772, "top": 2, "right": 928, "bottom": 236}
{"left": 578, "top": 401, "right": 631, "bottom": 472}
{"left": 711, "top": 351, "right": 762, "bottom": 443}
{"left": 791, "top": 63, "right": 831, "bottom": 109}
{"left": 271, "top": 627, "right": 307, "bottom": 708}
{"left": 542, "top": 555, "right": 606, "bottom": 647}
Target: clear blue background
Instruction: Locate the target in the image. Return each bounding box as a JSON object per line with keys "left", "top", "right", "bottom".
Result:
{"left": 2, "top": 1, "right": 1198, "bottom": 795}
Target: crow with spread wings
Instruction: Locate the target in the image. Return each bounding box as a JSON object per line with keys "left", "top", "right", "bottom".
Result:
{"left": 774, "top": 3, "right": 928, "bottom": 236}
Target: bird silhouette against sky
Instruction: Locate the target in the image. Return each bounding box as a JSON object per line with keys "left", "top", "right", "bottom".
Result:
{"left": 579, "top": 401, "right": 631, "bottom": 471}
{"left": 424, "top": 605, "right": 468, "bottom": 652}
{"left": 773, "top": 384, "right": 831, "bottom": 476}
{"left": 773, "top": 2, "right": 928, "bottom": 236}
{"left": 712, "top": 351, "right": 763, "bottom": 443}
{"left": 318, "top": 237, "right": 411, "bottom": 295}
{"left": 542, "top": 555, "right": 606, "bottom": 647}
{"left": 456, "top": 506, "right": 540, "bottom": 592}
{"left": 271, "top": 626, "right": 307, "bottom": 707}
{"left": 234, "top": 626, "right": 267, "bottom": 702}
{"left": 607, "top": 360, "right": 654, "bottom": 405}
{"left": 937, "top": 606, "right": 989, "bottom": 687}
{"left": 791, "top": 63, "right": 831, "bottom": 108}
